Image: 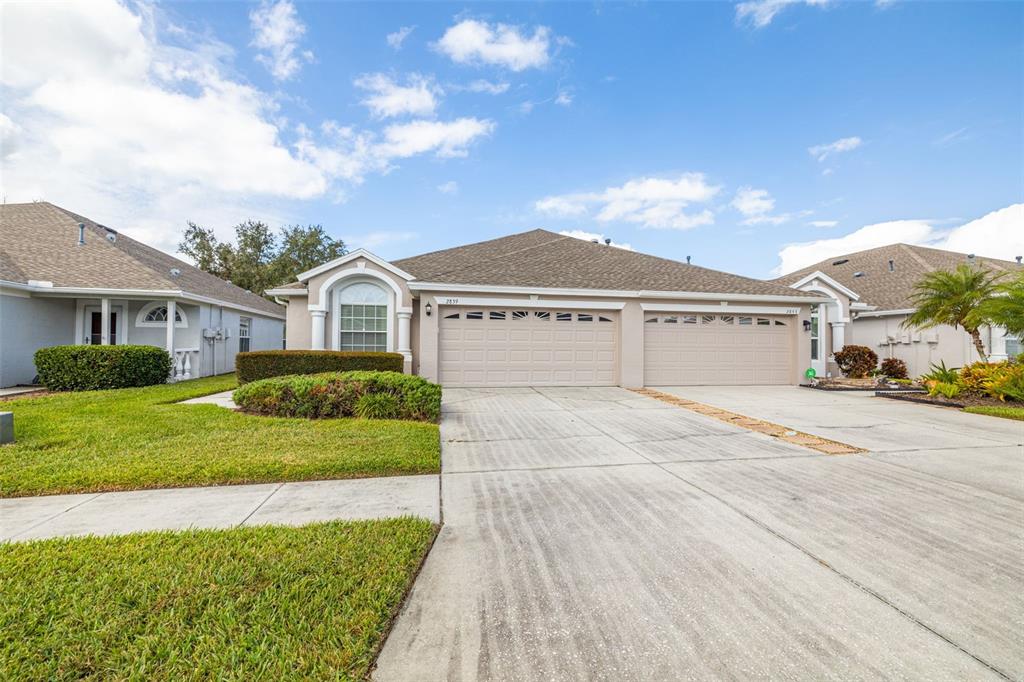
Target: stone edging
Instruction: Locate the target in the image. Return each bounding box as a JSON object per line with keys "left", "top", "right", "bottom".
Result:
{"left": 631, "top": 388, "right": 865, "bottom": 455}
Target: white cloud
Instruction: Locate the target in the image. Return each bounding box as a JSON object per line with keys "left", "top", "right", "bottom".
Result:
{"left": 735, "top": 0, "right": 829, "bottom": 28}
{"left": 249, "top": 0, "right": 313, "bottom": 81}
{"left": 462, "top": 79, "right": 510, "bottom": 95}
{"left": 933, "top": 127, "right": 969, "bottom": 147}
{"left": 807, "top": 220, "right": 838, "bottom": 227}
{"left": 386, "top": 26, "right": 415, "bottom": 50}
{"left": 808, "top": 136, "right": 862, "bottom": 162}
{"left": 559, "top": 230, "right": 633, "bottom": 251}
{"left": 342, "top": 230, "right": 418, "bottom": 249}
{"left": 732, "top": 187, "right": 775, "bottom": 217}
{"left": 731, "top": 186, "right": 799, "bottom": 226}
{"left": 437, "top": 180, "right": 458, "bottom": 194}
{"left": 774, "top": 204, "right": 1024, "bottom": 275}
{"left": 375, "top": 118, "right": 495, "bottom": 159}
{"left": 355, "top": 73, "right": 440, "bottom": 118}
{"left": 536, "top": 174, "right": 720, "bottom": 231}
{"left": 555, "top": 90, "right": 573, "bottom": 106}
{"left": 0, "top": 0, "right": 494, "bottom": 255}
{"left": 434, "top": 19, "right": 552, "bottom": 71}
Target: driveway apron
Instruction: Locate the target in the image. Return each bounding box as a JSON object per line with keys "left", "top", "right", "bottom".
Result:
{"left": 374, "top": 386, "right": 1020, "bottom": 681}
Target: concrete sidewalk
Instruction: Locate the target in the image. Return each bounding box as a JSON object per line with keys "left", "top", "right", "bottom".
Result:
{"left": 1, "top": 475, "right": 439, "bottom": 542}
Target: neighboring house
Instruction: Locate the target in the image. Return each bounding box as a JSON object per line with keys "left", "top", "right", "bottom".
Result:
{"left": 0, "top": 202, "right": 285, "bottom": 387}
{"left": 267, "top": 229, "right": 823, "bottom": 388}
{"left": 774, "top": 243, "right": 1023, "bottom": 378}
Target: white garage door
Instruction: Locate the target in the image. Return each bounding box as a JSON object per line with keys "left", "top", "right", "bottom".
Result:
{"left": 644, "top": 313, "right": 793, "bottom": 385}
{"left": 439, "top": 308, "right": 618, "bottom": 386}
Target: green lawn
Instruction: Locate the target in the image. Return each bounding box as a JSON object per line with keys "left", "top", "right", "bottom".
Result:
{"left": 0, "top": 519, "right": 436, "bottom": 680}
{"left": 0, "top": 375, "right": 439, "bottom": 497}
{"left": 964, "top": 405, "right": 1024, "bottom": 421}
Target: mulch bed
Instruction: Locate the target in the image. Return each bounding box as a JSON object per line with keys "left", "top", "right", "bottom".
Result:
{"left": 875, "top": 391, "right": 1011, "bottom": 410}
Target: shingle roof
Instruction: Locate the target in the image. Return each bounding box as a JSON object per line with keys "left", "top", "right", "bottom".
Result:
{"left": 389, "top": 229, "right": 814, "bottom": 298}
{"left": 0, "top": 202, "right": 284, "bottom": 317}
{"left": 772, "top": 243, "right": 1023, "bottom": 311}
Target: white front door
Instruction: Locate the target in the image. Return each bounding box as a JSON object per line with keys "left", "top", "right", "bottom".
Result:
{"left": 83, "top": 305, "right": 124, "bottom": 345}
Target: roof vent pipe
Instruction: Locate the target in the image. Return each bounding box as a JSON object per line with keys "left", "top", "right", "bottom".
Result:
{"left": 77, "top": 223, "right": 85, "bottom": 246}
{"left": 686, "top": 256, "right": 691, "bottom": 264}
{"left": 1017, "top": 256, "right": 1022, "bottom": 264}
{"left": 888, "top": 259, "right": 894, "bottom": 272}
{"left": 604, "top": 238, "right": 611, "bottom": 246}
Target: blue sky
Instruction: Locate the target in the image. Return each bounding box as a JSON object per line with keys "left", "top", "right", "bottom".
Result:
{"left": 3, "top": 0, "right": 1021, "bottom": 278}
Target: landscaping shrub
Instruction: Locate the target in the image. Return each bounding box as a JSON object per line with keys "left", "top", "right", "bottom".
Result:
{"left": 236, "top": 350, "right": 404, "bottom": 384}
{"left": 34, "top": 345, "right": 172, "bottom": 391}
{"left": 879, "top": 357, "right": 909, "bottom": 380}
{"left": 982, "top": 363, "right": 1024, "bottom": 402}
{"left": 958, "top": 361, "right": 1001, "bottom": 395}
{"left": 833, "top": 345, "right": 878, "bottom": 378}
{"left": 233, "top": 371, "right": 441, "bottom": 422}
{"left": 920, "top": 360, "right": 959, "bottom": 384}
{"left": 928, "top": 381, "right": 961, "bottom": 399}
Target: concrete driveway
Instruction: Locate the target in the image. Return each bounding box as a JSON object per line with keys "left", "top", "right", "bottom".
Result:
{"left": 375, "top": 386, "right": 1022, "bottom": 681}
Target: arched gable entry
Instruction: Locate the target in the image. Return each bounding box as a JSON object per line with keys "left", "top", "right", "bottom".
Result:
{"left": 333, "top": 280, "right": 392, "bottom": 352}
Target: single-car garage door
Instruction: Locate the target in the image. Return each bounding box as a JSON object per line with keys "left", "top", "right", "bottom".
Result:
{"left": 644, "top": 313, "right": 793, "bottom": 385}
{"left": 439, "top": 308, "right": 618, "bottom": 386}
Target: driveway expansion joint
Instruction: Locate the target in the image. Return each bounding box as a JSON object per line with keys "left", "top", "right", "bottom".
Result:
{"left": 631, "top": 388, "right": 866, "bottom": 455}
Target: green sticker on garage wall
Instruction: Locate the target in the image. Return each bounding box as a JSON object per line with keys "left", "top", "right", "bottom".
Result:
{"left": 805, "top": 367, "right": 817, "bottom": 378}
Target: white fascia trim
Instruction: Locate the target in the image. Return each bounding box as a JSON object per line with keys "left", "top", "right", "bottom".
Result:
{"left": 409, "top": 281, "right": 827, "bottom": 303}
{"left": 265, "top": 287, "right": 307, "bottom": 297}
{"left": 296, "top": 249, "right": 416, "bottom": 282}
{"left": 789, "top": 271, "right": 861, "bottom": 301}
{"left": 855, "top": 308, "right": 915, "bottom": 318}
{"left": 640, "top": 302, "right": 803, "bottom": 315}
{"left": 850, "top": 302, "right": 877, "bottom": 310}
{"left": 0, "top": 280, "right": 286, "bottom": 320}
{"left": 435, "top": 296, "right": 625, "bottom": 310}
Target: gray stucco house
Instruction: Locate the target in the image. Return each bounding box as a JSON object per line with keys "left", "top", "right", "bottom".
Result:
{"left": 267, "top": 229, "right": 824, "bottom": 388}
{"left": 775, "top": 243, "right": 1022, "bottom": 378}
{"left": 0, "top": 202, "right": 285, "bottom": 387}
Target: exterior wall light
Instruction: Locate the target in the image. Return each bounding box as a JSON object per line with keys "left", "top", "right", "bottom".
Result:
{"left": 425, "top": 302, "right": 432, "bottom": 317}
{"left": 803, "top": 319, "right": 812, "bottom": 332}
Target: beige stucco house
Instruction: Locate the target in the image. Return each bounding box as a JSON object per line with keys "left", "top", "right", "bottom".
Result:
{"left": 0, "top": 203, "right": 285, "bottom": 387}
{"left": 268, "top": 230, "right": 825, "bottom": 388}
{"left": 774, "top": 243, "right": 1022, "bottom": 378}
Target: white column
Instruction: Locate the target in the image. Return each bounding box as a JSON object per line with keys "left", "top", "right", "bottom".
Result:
{"left": 311, "top": 310, "right": 327, "bottom": 350}
{"left": 397, "top": 310, "right": 412, "bottom": 365}
{"left": 166, "top": 300, "right": 176, "bottom": 353}
{"left": 831, "top": 321, "right": 846, "bottom": 352}
{"left": 100, "top": 297, "right": 111, "bottom": 345}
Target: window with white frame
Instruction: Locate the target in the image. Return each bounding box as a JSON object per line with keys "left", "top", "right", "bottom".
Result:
{"left": 810, "top": 304, "right": 820, "bottom": 361}
{"left": 136, "top": 302, "right": 187, "bottom": 328}
{"left": 239, "top": 317, "right": 251, "bottom": 353}
{"left": 338, "top": 282, "right": 388, "bottom": 351}
{"left": 1007, "top": 335, "right": 1022, "bottom": 359}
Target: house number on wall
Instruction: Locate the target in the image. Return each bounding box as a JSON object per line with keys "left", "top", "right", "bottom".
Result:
{"left": 441, "top": 298, "right": 460, "bottom": 305}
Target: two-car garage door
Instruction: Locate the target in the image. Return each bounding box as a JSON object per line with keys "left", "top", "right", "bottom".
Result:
{"left": 643, "top": 312, "right": 793, "bottom": 385}
{"left": 436, "top": 306, "right": 794, "bottom": 387}
{"left": 439, "top": 308, "right": 618, "bottom": 386}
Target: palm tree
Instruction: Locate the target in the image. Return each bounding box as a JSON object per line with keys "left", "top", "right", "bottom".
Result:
{"left": 903, "top": 264, "right": 1003, "bottom": 361}
{"left": 981, "top": 270, "right": 1024, "bottom": 337}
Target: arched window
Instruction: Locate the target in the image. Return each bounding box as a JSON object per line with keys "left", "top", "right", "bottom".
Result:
{"left": 136, "top": 302, "right": 188, "bottom": 328}
{"left": 338, "top": 282, "right": 388, "bottom": 351}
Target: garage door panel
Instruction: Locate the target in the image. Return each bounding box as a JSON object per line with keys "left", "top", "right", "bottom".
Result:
{"left": 440, "top": 308, "right": 619, "bottom": 387}
{"left": 644, "top": 314, "right": 793, "bottom": 386}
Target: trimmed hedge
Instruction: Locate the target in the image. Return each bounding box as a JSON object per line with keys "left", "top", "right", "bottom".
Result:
{"left": 236, "top": 350, "right": 404, "bottom": 384}
{"left": 34, "top": 345, "right": 172, "bottom": 391}
{"left": 233, "top": 371, "right": 441, "bottom": 422}
{"left": 880, "top": 357, "right": 909, "bottom": 380}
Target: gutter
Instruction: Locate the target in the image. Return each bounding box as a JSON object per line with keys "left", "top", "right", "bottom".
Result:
{"left": 0, "top": 280, "right": 286, "bottom": 321}
{"left": 406, "top": 281, "right": 828, "bottom": 304}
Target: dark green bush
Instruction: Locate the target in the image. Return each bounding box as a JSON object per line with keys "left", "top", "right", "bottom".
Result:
{"left": 235, "top": 350, "right": 404, "bottom": 384}
{"left": 879, "top": 357, "right": 909, "bottom": 379}
{"left": 34, "top": 345, "right": 172, "bottom": 391}
{"left": 233, "top": 371, "right": 441, "bottom": 422}
{"left": 833, "top": 344, "right": 878, "bottom": 378}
